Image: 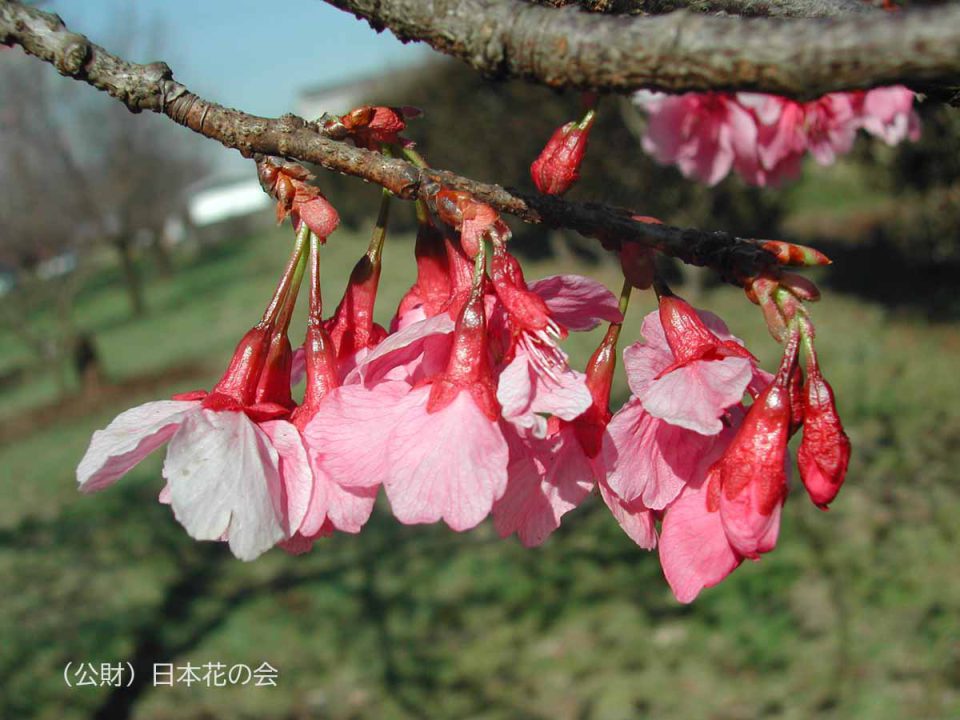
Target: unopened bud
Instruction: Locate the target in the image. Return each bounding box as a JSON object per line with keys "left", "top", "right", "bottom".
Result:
{"left": 530, "top": 110, "right": 595, "bottom": 196}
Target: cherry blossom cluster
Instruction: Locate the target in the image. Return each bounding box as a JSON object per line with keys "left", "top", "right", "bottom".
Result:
{"left": 77, "top": 104, "right": 850, "bottom": 603}
{"left": 635, "top": 86, "right": 920, "bottom": 187}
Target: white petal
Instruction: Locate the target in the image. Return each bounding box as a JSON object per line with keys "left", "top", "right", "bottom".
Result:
{"left": 164, "top": 409, "right": 284, "bottom": 561}
{"left": 77, "top": 400, "right": 201, "bottom": 492}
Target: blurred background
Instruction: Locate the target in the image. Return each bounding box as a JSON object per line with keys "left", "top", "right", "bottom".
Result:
{"left": 1, "top": 1, "right": 959, "bottom": 718}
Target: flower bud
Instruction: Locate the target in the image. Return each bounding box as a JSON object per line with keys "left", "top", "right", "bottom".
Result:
{"left": 530, "top": 110, "right": 595, "bottom": 195}
{"left": 761, "top": 240, "right": 831, "bottom": 267}
{"left": 797, "top": 347, "right": 851, "bottom": 509}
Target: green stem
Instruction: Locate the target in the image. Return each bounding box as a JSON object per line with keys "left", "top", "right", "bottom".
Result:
{"left": 367, "top": 188, "right": 392, "bottom": 263}
{"left": 472, "top": 240, "right": 486, "bottom": 288}
{"left": 414, "top": 198, "right": 431, "bottom": 226}
{"left": 401, "top": 146, "right": 430, "bottom": 169}
{"left": 261, "top": 223, "right": 310, "bottom": 326}
{"left": 308, "top": 231, "right": 323, "bottom": 324}
{"left": 274, "top": 236, "right": 309, "bottom": 334}
{"left": 616, "top": 277, "right": 632, "bottom": 318}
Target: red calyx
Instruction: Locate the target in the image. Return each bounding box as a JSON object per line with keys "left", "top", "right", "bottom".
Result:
{"left": 290, "top": 322, "right": 340, "bottom": 430}
{"left": 427, "top": 286, "right": 499, "bottom": 420}
{"left": 396, "top": 217, "right": 452, "bottom": 321}
{"left": 530, "top": 111, "right": 595, "bottom": 196}
{"left": 195, "top": 325, "right": 291, "bottom": 423}
{"left": 489, "top": 244, "right": 553, "bottom": 335}
{"left": 324, "top": 254, "right": 387, "bottom": 359}
{"left": 658, "top": 295, "right": 754, "bottom": 367}
{"left": 572, "top": 323, "right": 620, "bottom": 458}
{"left": 207, "top": 326, "right": 271, "bottom": 408}
{"left": 797, "top": 347, "right": 851, "bottom": 509}
{"left": 254, "top": 329, "right": 295, "bottom": 410}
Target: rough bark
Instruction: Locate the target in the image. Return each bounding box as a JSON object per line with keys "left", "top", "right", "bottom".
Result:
{"left": 532, "top": 0, "right": 871, "bottom": 18}
{"left": 319, "top": 0, "right": 960, "bottom": 101}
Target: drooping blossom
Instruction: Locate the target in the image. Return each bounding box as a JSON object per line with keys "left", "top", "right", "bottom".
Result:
{"left": 281, "top": 233, "right": 382, "bottom": 554}
{"left": 77, "top": 324, "right": 309, "bottom": 561}
{"left": 307, "top": 280, "right": 510, "bottom": 531}
{"left": 600, "top": 295, "right": 763, "bottom": 550}
{"left": 658, "top": 329, "right": 799, "bottom": 602}
{"left": 491, "top": 245, "right": 621, "bottom": 437}
{"left": 623, "top": 295, "right": 759, "bottom": 436}
{"left": 853, "top": 86, "right": 921, "bottom": 145}
{"left": 492, "top": 420, "right": 595, "bottom": 547}
{"left": 76, "top": 218, "right": 350, "bottom": 560}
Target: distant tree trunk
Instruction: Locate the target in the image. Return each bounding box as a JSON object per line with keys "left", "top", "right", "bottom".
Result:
{"left": 73, "top": 333, "right": 104, "bottom": 398}
{"left": 149, "top": 227, "right": 175, "bottom": 278}
{"left": 114, "top": 235, "right": 147, "bottom": 317}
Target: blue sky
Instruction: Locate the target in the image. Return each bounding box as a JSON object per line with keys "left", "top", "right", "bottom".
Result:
{"left": 50, "top": 0, "right": 429, "bottom": 118}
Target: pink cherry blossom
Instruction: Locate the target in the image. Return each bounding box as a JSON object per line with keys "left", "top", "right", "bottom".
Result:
{"left": 493, "top": 423, "right": 595, "bottom": 547}
{"left": 854, "top": 85, "right": 921, "bottom": 145}
{"left": 77, "top": 398, "right": 299, "bottom": 561}
{"left": 77, "top": 321, "right": 314, "bottom": 560}
{"left": 658, "top": 471, "right": 741, "bottom": 603}
{"left": 623, "top": 297, "right": 757, "bottom": 436}
{"left": 491, "top": 250, "right": 621, "bottom": 437}
{"left": 636, "top": 87, "right": 919, "bottom": 187}
{"left": 637, "top": 91, "right": 759, "bottom": 186}
{"left": 307, "top": 286, "right": 510, "bottom": 531}
{"left": 603, "top": 397, "right": 720, "bottom": 511}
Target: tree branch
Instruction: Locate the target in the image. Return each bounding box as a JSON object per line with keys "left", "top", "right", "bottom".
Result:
{"left": 320, "top": 0, "right": 960, "bottom": 101}
{"left": 533, "top": 0, "right": 871, "bottom": 19}
{"left": 0, "top": 0, "right": 781, "bottom": 283}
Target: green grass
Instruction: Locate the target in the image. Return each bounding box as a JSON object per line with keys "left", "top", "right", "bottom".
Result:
{"left": 1, "top": 220, "right": 959, "bottom": 720}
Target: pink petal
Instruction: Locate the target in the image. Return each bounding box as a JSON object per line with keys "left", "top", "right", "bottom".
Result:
{"left": 303, "top": 382, "right": 408, "bottom": 488}
{"left": 348, "top": 313, "right": 454, "bottom": 386}
{"left": 638, "top": 356, "right": 753, "bottom": 435}
{"left": 599, "top": 479, "right": 657, "bottom": 549}
{"left": 384, "top": 387, "right": 509, "bottom": 531}
{"left": 163, "top": 409, "right": 284, "bottom": 561}
{"left": 497, "top": 351, "right": 592, "bottom": 437}
{"left": 529, "top": 275, "right": 622, "bottom": 330}
{"left": 77, "top": 400, "right": 201, "bottom": 493}
{"left": 496, "top": 353, "right": 535, "bottom": 425}
{"left": 259, "top": 420, "right": 314, "bottom": 536}
{"left": 300, "top": 453, "right": 378, "bottom": 536}
{"left": 659, "top": 476, "right": 742, "bottom": 603}
{"left": 622, "top": 318, "right": 673, "bottom": 398}
{"left": 604, "top": 398, "right": 719, "bottom": 510}
{"left": 493, "top": 425, "right": 594, "bottom": 547}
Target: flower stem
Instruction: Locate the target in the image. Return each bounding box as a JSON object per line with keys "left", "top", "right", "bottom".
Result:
{"left": 367, "top": 188, "right": 392, "bottom": 264}
{"left": 308, "top": 231, "right": 323, "bottom": 324}
{"left": 401, "top": 146, "right": 430, "bottom": 169}
{"left": 617, "top": 276, "right": 632, "bottom": 319}
{"left": 261, "top": 222, "right": 310, "bottom": 326}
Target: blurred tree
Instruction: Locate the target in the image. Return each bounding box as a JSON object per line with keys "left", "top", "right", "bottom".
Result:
{"left": 0, "top": 32, "right": 207, "bottom": 392}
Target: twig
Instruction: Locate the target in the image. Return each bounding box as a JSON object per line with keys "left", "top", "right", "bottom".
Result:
{"left": 0, "top": 0, "right": 782, "bottom": 283}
